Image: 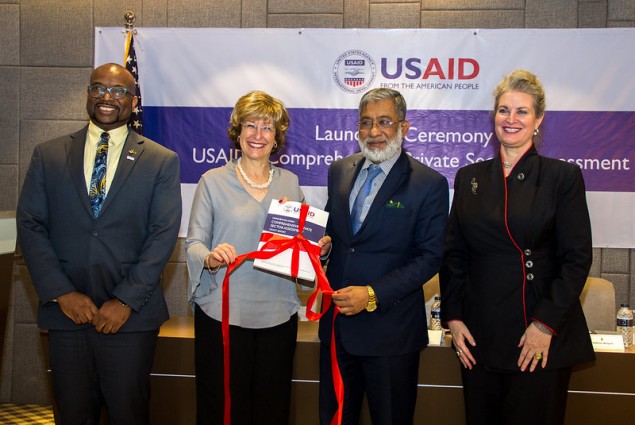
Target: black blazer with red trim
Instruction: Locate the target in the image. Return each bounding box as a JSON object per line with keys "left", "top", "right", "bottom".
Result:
{"left": 440, "top": 146, "right": 595, "bottom": 370}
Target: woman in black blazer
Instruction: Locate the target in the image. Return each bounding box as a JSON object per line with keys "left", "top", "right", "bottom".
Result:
{"left": 440, "top": 70, "right": 595, "bottom": 425}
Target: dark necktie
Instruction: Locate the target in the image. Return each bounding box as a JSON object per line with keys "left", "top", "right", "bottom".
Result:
{"left": 88, "top": 132, "right": 109, "bottom": 217}
{"left": 351, "top": 164, "right": 382, "bottom": 234}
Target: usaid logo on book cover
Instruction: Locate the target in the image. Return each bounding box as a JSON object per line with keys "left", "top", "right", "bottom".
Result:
{"left": 333, "top": 50, "right": 376, "bottom": 94}
{"left": 282, "top": 203, "right": 316, "bottom": 217}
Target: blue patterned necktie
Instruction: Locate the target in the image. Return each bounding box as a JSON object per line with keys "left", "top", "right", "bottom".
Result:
{"left": 351, "top": 164, "right": 382, "bottom": 234}
{"left": 88, "top": 132, "right": 109, "bottom": 217}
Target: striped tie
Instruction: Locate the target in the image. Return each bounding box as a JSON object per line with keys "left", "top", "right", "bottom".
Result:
{"left": 88, "top": 132, "right": 109, "bottom": 217}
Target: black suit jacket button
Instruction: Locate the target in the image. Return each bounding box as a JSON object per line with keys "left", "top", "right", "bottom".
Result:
{"left": 527, "top": 273, "right": 535, "bottom": 281}
{"left": 92, "top": 230, "right": 98, "bottom": 236}
{"left": 525, "top": 260, "right": 534, "bottom": 268}
{"left": 517, "top": 173, "right": 525, "bottom": 181}
{"left": 524, "top": 249, "right": 532, "bottom": 256}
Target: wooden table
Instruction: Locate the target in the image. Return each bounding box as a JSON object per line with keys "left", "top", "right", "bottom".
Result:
{"left": 150, "top": 317, "right": 635, "bottom": 424}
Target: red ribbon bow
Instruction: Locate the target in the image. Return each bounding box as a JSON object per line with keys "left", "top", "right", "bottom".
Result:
{"left": 221, "top": 203, "right": 343, "bottom": 425}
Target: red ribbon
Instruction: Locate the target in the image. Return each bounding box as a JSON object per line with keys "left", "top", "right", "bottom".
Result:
{"left": 221, "top": 203, "right": 343, "bottom": 425}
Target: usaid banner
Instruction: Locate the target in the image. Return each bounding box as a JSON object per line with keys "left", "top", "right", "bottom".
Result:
{"left": 95, "top": 28, "right": 635, "bottom": 247}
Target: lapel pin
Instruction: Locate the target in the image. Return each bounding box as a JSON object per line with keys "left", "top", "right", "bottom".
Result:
{"left": 126, "top": 149, "right": 137, "bottom": 161}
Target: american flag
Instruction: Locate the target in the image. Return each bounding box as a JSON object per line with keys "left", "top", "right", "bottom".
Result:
{"left": 124, "top": 31, "right": 144, "bottom": 134}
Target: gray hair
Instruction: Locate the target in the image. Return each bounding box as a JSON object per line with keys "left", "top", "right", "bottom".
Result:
{"left": 359, "top": 88, "right": 407, "bottom": 121}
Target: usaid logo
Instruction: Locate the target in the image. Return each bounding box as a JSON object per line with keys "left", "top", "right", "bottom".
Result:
{"left": 282, "top": 204, "right": 315, "bottom": 217}
{"left": 345, "top": 59, "right": 364, "bottom": 66}
{"left": 333, "top": 50, "right": 376, "bottom": 94}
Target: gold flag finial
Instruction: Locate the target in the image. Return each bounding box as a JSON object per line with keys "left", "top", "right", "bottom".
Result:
{"left": 124, "top": 10, "right": 136, "bottom": 31}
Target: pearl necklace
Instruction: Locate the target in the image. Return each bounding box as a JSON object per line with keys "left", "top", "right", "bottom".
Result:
{"left": 236, "top": 157, "right": 274, "bottom": 189}
{"left": 503, "top": 161, "right": 513, "bottom": 168}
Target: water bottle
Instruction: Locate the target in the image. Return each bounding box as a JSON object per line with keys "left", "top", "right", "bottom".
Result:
{"left": 429, "top": 295, "right": 442, "bottom": 331}
{"left": 616, "top": 303, "right": 633, "bottom": 348}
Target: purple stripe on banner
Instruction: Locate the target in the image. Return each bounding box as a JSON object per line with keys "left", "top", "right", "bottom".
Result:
{"left": 144, "top": 107, "right": 635, "bottom": 192}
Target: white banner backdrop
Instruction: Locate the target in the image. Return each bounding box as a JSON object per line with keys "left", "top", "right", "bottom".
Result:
{"left": 95, "top": 28, "right": 635, "bottom": 247}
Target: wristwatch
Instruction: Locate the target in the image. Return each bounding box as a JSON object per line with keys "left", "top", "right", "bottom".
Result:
{"left": 365, "top": 285, "right": 377, "bottom": 312}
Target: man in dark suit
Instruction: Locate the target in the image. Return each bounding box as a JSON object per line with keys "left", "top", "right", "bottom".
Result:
{"left": 17, "top": 63, "right": 181, "bottom": 425}
{"left": 318, "top": 88, "right": 449, "bottom": 425}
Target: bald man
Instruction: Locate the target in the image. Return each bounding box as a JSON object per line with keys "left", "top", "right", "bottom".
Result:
{"left": 17, "top": 63, "right": 182, "bottom": 425}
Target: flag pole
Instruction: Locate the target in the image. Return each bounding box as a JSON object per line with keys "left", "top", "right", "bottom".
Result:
{"left": 123, "top": 10, "right": 136, "bottom": 60}
{"left": 123, "top": 10, "right": 144, "bottom": 134}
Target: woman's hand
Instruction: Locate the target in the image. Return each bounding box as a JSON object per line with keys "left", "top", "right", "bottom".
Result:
{"left": 205, "top": 243, "right": 238, "bottom": 269}
{"left": 448, "top": 320, "right": 477, "bottom": 369}
{"left": 318, "top": 235, "right": 332, "bottom": 257}
{"left": 517, "top": 322, "right": 552, "bottom": 372}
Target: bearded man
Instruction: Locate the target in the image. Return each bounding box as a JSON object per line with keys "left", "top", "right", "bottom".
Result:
{"left": 318, "top": 88, "right": 449, "bottom": 425}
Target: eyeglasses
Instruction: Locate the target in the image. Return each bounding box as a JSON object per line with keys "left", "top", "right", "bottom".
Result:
{"left": 87, "top": 85, "right": 132, "bottom": 100}
{"left": 357, "top": 119, "right": 402, "bottom": 130}
{"left": 242, "top": 122, "right": 275, "bottom": 135}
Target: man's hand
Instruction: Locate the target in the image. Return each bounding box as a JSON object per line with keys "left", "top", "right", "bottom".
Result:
{"left": 92, "top": 299, "right": 132, "bottom": 334}
{"left": 57, "top": 291, "right": 98, "bottom": 325}
{"left": 332, "top": 286, "right": 370, "bottom": 316}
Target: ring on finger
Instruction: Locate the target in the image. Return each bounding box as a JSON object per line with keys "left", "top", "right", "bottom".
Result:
{"left": 534, "top": 353, "right": 543, "bottom": 360}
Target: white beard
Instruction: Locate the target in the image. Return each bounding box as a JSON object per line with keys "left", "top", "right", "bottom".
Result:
{"left": 358, "top": 127, "right": 403, "bottom": 163}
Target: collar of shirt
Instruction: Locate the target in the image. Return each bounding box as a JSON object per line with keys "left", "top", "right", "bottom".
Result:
{"left": 360, "top": 147, "right": 401, "bottom": 176}
{"left": 350, "top": 148, "right": 402, "bottom": 213}
{"left": 87, "top": 122, "right": 129, "bottom": 149}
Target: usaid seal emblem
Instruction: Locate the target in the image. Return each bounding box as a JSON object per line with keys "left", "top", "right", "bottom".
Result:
{"left": 333, "top": 50, "right": 376, "bottom": 94}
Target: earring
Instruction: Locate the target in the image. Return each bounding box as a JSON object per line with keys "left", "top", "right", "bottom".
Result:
{"left": 533, "top": 128, "right": 539, "bottom": 136}
{"left": 274, "top": 142, "right": 278, "bottom": 149}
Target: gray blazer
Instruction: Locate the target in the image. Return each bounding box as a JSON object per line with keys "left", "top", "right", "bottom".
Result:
{"left": 17, "top": 126, "right": 182, "bottom": 331}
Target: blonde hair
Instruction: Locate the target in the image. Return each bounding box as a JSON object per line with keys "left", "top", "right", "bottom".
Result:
{"left": 493, "top": 69, "right": 546, "bottom": 145}
{"left": 494, "top": 69, "right": 546, "bottom": 118}
{"left": 228, "top": 91, "right": 290, "bottom": 154}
